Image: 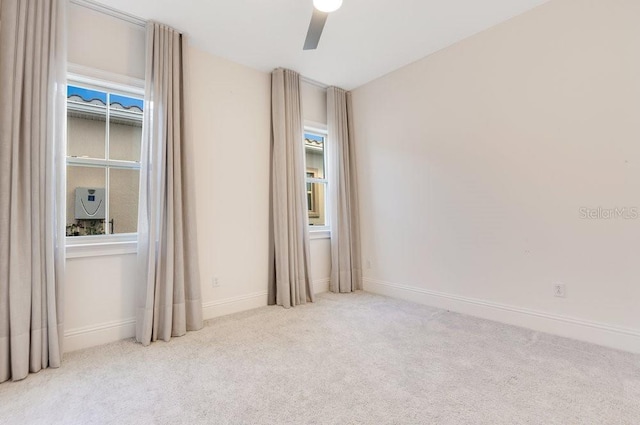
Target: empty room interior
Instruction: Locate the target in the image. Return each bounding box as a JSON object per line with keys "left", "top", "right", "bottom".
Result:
{"left": 0, "top": 0, "right": 639, "bottom": 423}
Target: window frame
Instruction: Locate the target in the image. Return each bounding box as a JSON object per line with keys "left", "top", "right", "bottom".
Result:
{"left": 304, "top": 122, "right": 330, "bottom": 238}
{"left": 65, "top": 71, "right": 145, "bottom": 257}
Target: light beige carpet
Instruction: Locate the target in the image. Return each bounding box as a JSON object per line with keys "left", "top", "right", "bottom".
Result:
{"left": 1, "top": 292, "right": 638, "bottom": 424}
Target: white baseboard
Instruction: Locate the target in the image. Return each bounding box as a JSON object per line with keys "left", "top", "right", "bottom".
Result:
{"left": 64, "top": 318, "right": 136, "bottom": 353}
{"left": 64, "top": 279, "right": 331, "bottom": 352}
{"left": 364, "top": 278, "right": 640, "bottom": 354}
{"left": 202, "top": 278, "right": 330, "bottom": 320}
{"left": 313, "top": 278, "right": 330, "bottom": 294}
{"left": 202, "top": 291, "right": 269, "bottom": 320}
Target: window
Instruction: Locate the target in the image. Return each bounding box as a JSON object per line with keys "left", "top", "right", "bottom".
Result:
{"left": 65, "top": 81, "right": 143, "bottom": 238}
{"left": 304, "top": 129, "right": 328, "bottom": 229}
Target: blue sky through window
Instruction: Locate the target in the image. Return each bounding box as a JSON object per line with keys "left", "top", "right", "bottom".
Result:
{"left": 305, "top": 133, "right": 324, "bottom": 142}
{"left": 67, "top": 85, "right": 106, "bottom": 104}
{"left": 110, "top": 94, "right": 144, "bottom": 111}
{"left": 67, "top": 85, "right": 143, "bottom": 111}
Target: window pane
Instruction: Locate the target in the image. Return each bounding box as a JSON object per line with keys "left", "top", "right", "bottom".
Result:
{"left": 67, "top": 86, "right": 107, "bottom": 159}
{"left": 67, "top": 107, "right": 106, "bottom": 159}
{"left": 305, "top": 133, "right": 325, "bottom": 179}
{"left": 109, "top": 168, "right": 139, "bottom": 234}
{"left": 109, "top": 94, "right": 143, "bottom": 162}
{"left": 66, "top": 165, "right": 106, "bottom": 236}
{"left": 307, "top": 182, "right": 326, "bottom": 226}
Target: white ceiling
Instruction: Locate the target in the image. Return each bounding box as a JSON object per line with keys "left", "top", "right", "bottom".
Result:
{"left": 93, "top": 0, "right": 550, "bottom": 90}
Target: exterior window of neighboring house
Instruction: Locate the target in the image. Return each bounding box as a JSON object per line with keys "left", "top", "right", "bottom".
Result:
{"left": 65, "top": 81, "right": 143, "bottom": 238}
{"left": 304, "top": 129, "right": 328, "bottom": 230}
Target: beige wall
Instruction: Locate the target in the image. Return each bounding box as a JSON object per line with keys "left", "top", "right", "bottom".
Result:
{"left": 185, "top": 46, "right": 272, "bottom": 310}
{"left": 352, "top": 0, "right": 640, "bottom": 351}
{"left": 68, "top": 3, "right": 145, "bottom": 79}
{"left": 301, "top": 82, "right": 327, "bottom": 125}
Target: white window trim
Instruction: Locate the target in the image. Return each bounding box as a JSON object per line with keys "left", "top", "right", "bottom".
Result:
{"left": 66, "top": 233, "right": 137, "bottom": 258}
{"left": 304, "top": 121, "right": 331, "bottom": 236}
{"left": 304, "top": 121, "right": 327, "bottom": 135}
{"left": 309, "top": 230, "right": 331, "bottom": 240}
{"left": 65, "top": 70, "right": 144, "bottom": 258}
{"left": 68, "top": 63, "right": 144, "bottom": 92}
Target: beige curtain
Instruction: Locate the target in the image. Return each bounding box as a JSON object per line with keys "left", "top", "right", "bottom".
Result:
{"left": 328, "top": 87, "right": 362, "bottom": 293}
{"left": 0, "top": 0, "right": 66, "bottom": 382}
{"left": 136, "top": 22, "right": 203, "bottom": 346}
{"left": 269, "top": 68, "right": 314, "bottom": 307}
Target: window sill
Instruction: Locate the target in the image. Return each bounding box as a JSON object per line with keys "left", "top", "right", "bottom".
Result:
{"left": 309, "top": 229, "right": 331, "bottom": 240}
{"left": 66, "top": 235, "right": 137, "bottom": 259}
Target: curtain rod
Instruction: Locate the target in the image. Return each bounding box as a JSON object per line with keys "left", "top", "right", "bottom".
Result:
{"left": 273, "top": 68, "right": 329, "bottom": 90}
{"left": 70, "top": 0, "right": 146, "bottom": 27}
{"left": 300, "top": 75, "right": 329, "bottom": 91}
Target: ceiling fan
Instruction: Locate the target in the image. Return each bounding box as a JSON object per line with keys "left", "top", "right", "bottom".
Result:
{"left": 303, "top": 0, "right": 343, "bottom": 50}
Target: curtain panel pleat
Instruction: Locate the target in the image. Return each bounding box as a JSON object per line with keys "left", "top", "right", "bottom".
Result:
{"left": 327, "top": 87, "right": 362, "bottom": 293}
{"left": 136, "top": 22, "right": 203, "bottom": 346}
{"left": 269, "top": 68, "right": 314, "bottom": 307}
{"left": 0, "top": 0, "right": 66, "bottom": 383}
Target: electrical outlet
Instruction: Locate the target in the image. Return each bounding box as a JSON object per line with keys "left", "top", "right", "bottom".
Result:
{"left": 554, "top": 283, "right": 566, "bottom": 298}
{"left": 212, "top": 277, "right": 220, "bottom": 288}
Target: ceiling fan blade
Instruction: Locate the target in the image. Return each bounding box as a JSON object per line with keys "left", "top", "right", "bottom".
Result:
{"left": 303, "top": 9, "right": 328, "bottom": 50}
